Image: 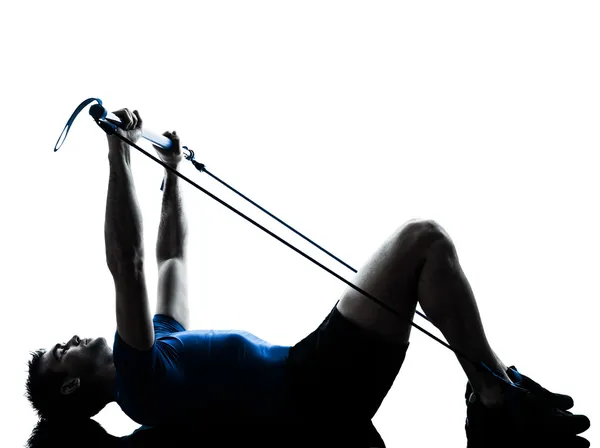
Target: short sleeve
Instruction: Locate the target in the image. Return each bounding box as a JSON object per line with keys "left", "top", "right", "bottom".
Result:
{"left": 113, "top": 330, "right": 154, "bottom": 374}
{"left": 113, "top": 316, "right": 185, "bottom": 425}
{"left": 153, "top": 314, "right": 186, "bottom": 336}
{"left": 113, "top": 314, "right": 184, "bottom": 369}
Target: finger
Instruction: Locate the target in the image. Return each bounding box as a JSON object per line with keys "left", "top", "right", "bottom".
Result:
{"left": 552, "top": 393, "right": 574, "bottom": 411}
{"left": 573, "top": 435, "right": 591, "bottom": 448}
{"left": 124, "top": 109, "right": 134, "bottom": 130}
{"left": 508, "top": 368, "right": 575, "bottom": 411}
{"left": 161, "top": 131, "right": 180, "bottom": 148}
{"left": 545, "top": 434, "right": 589, "bottom": 448}
{"left": 112, "top": 108, "right": 132, "bottom": 129}
{"left": 525, "top": 434, "right": 590, "bottom": 448}
{"left": 551, "top": 411, "right": 591, "bottom": 436}
{"left": 128, "top": 109, "right": 137, "bottom": 130}
{"left": 170, "top": 131, "right": 181, "bottom": 153}
{"left": 124, "top": 109, "right": 135, "bottom": 130}
{"left": 133, "top": 110, "right": 143, "bottom": 130}
{"left": 153, "top": 131, "right": 172, "bottom": 152}
{"left": 115, "top": 108, "right": 134, "bottom": 130}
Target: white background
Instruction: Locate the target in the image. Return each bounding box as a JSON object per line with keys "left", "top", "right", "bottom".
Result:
{"left": 2, "top": 1, "right": 598, "bottom": 446}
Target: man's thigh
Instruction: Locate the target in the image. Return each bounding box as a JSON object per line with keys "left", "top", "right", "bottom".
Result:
{"left": 287, "top": 303, "right": 408, "bottom": 422}
{"left": 337, "top": 219, "right": 447, "bottom": 344}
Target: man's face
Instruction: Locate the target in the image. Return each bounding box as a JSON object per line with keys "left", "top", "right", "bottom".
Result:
{"left": 40, "top": 335, "right": 112, "bottom": 379}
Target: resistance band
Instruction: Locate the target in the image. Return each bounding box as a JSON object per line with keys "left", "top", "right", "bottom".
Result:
{"left": 54, "top": 98, "right": 516, "bottom": 387}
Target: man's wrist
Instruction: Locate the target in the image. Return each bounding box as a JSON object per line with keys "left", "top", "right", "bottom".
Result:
{"left": 165, "top": 166, "right": 180, "bottom": 177}
{"left": 108, "top": 137, "right": 129, "bottom": 150}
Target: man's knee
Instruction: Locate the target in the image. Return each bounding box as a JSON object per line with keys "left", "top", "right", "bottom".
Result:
{"left": 394, "top": 219, "right": 452, "bottom": 253}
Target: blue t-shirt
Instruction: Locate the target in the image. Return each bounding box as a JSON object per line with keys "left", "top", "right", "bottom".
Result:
{"left": 113, "top": 314, "right": 292, "bottom": 426}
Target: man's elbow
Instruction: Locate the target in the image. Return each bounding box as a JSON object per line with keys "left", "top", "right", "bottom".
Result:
{"left": 156, "top": 246, "right": 186, "bottom": 266}
{"left": 156, "top": 256, "right": 186, "bottom": 273}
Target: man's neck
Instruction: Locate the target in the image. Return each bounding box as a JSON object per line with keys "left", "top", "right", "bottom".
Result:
{"left": 99, "top": 361, "right": 118, "bottom": 402}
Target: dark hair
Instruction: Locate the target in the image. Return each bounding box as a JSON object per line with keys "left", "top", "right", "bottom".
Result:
{"left": 25, "top": 349, "right": 107, "bottom": 420}
{"left": 26, "top": 418, "right": 117, "bottom": 448}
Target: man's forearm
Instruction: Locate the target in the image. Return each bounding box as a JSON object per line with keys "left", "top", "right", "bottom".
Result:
{"left": 105, "top": 142, "right": 145, "bottom": 272}
{"left": 157, "top": 169, "right": 187, "bottom": 263}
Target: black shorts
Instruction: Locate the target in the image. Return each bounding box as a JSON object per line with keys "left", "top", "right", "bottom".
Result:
{"left": 286, "top": 302, "right": 409, "bottom": 423}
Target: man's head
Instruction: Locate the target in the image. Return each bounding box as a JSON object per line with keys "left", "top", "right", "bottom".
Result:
{"left": 25, "top": 335, "right": 115, "bottom": 420}
{"left": 27, "top": 417, "right": 120, "bottom": 448}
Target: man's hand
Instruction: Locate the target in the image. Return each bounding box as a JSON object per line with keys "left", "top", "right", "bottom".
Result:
{"left": 153, "top": 131, "right": 183, "bottom": 169}
{"left": 108, "top": 108, "right": 143, "bottom": 147}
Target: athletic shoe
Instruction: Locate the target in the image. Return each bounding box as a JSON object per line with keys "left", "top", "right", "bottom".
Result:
{"left": 464, "top": 365, "right": 574, "bottom": 410}
{"left": 465, "top": 384, "right": 590, "bottom": 448}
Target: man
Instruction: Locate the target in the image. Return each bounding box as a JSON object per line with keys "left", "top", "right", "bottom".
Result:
{"left": 26, "top": 109, "right": 590, "bottom": 446}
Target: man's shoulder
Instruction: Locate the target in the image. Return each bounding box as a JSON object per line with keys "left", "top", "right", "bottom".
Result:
{"left": 153, "top": 313, "right": 186, "bottom": 335}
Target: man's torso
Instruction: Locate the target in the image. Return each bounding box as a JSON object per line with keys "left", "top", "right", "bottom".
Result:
{"left": 113, "top": 314, "right": 292, "bottom": 426}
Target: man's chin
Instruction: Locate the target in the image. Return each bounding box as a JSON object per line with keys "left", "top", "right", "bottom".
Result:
{"left": 89, "top": 337, "right": 111, "bottom": 354}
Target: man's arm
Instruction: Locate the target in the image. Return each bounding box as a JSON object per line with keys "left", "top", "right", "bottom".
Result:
{"left": 105, "top": 109, "right": 154, "bottom": 350}
{"left": 155, "top": 131, "right": 189, "bottom": 329}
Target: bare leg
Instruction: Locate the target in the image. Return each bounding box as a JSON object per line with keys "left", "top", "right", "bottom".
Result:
{"left": 417, "top": 233, "right": 512, "bottom": 405}
{"left": 337, "top": 220, "right": 511, "bottom": 406}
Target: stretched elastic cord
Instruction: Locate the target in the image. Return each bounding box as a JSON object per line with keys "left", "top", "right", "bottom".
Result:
{"left": 183, "top": 148, "right": 433, "bottom": 323}
{"left": 96, "top": 122, "right": 512, "bottom": 387}
{"left": 53, "top": 98, "right": 432, "bottom": 323}
{"left": 192, "top": 152, "right": 357, "bottom": 272}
